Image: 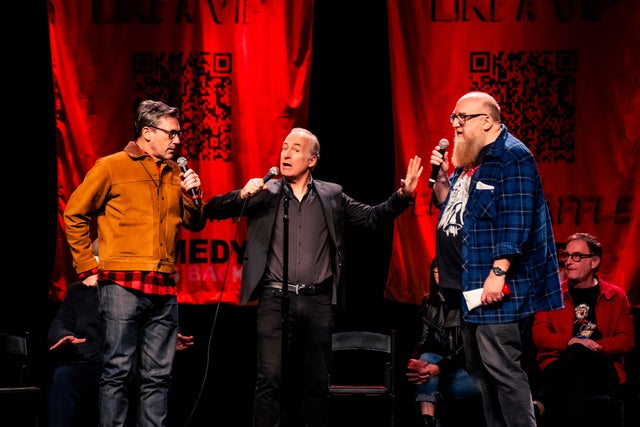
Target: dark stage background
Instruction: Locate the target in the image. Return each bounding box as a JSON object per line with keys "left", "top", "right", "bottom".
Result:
{"left": 5, "top": 1, "right": 639, "bottom": 426}
{"left": 5, "top": 1, "right": 423, "bottom": 426}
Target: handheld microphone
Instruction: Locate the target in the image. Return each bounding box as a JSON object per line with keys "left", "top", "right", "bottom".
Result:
{"left": 176, "top": 157, "right": 201, "bottom": 206}
{"left": 428, "top": 139, "right": 449, "bottom": 188}
{"left": 262, "top": 166, "right": 280, "bottom": 183}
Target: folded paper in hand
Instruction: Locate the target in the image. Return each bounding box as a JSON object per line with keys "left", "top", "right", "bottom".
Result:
{"left": 463, "top": 289, "right": 484, "bottom": 311}
{"left": 463, "top": 284, "right": 511, "bottom": 311}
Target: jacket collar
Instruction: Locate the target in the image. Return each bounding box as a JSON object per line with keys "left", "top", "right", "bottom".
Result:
{"left": 482, "top": 124, "right": 509, "bottom": 160}
{"left": 562, "top": 275, "right": 617, "bottom": 301}
{"left": 124, "top": 141, "right": 148, "bottom": 159}
{"left": 123, "top": 141, "right": 178, "bottom": 168}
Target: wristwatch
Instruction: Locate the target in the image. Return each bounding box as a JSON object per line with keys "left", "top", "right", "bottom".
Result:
{"left": 492, "top": 266, "right": 507, "bottom": 277}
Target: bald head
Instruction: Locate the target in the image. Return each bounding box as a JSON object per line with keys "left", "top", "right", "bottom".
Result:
{"left": 458, "top": 91, "right": 501, "bottom": 123}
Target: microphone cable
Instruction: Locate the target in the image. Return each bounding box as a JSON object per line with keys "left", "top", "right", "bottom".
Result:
{"left": 183, "top": 167, "right": 278, "bottom": 426}
{"left": 182, "top": 197, "right": 250, "bottom": 427}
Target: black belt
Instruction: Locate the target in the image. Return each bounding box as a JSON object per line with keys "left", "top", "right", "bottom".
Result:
{"left": 263, "top": 279, "right": 331, "bottom": 296}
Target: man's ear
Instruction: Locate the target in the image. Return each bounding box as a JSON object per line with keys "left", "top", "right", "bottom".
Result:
{"left": 482, "top": 116, "right": 492, "bottom": 131}
{"left": 143, "top": 128, "right": 152, "bottom": 142}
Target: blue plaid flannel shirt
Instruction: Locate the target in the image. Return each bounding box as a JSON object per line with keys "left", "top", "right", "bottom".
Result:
{"left": 437, "top": 125, "right": 564, "bottom": 323}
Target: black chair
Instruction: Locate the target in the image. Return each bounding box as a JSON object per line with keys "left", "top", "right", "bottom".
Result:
{"left": 328, "top": 330, "right": 396, "bottom": 427}
{"left": 0, "top": 332, "right": 44, "bottom": 427}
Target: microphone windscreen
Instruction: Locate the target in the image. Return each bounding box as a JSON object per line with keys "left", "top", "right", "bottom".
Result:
{"left": 263, "top": 166, "right": 280, "bottom": 183}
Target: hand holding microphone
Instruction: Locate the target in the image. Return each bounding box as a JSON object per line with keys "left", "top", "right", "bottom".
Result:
{"left": 428, "top": 138, "right": 449, "bottom": 188}
{"left": 241, "top": 166, "right": 280, "bottom": 199}
{"left": 262, "top": 166, "right": 279, "bottom": 183}
{"left": 177, "top": 157, "right": 201, "bottom": 206}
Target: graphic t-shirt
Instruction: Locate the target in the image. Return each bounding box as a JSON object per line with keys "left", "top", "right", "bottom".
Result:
{"left": 569, "top": 283, "right": 601, "bottom": 340}
{"left": 436, "top": 166, "right": 478, "bottom": 291}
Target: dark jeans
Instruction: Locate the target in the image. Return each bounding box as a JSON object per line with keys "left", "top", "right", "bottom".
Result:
{"left": 253, "top": 289, "right": 333, "bottom": 427}
{"left": 48, "top": 361, "right": 102, "bottom": 427}
{"left": 536, "top": 343, "right": 619, "bottom": 427}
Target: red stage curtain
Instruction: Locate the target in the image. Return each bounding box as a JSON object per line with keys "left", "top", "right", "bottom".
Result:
{"left": 385, "top": 0, "right": 640, "bottom": 306}
{"left": 50, "top": 0, "right": 314, "bottom": 304}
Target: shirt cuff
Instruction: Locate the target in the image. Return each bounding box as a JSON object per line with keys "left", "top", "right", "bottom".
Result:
{"left": 78, "top": 267, "right": 99, "bottom": 280}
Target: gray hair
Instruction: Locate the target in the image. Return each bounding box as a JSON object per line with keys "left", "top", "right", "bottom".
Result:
{"left": 134, "top": 100, "right": 179, "bottom": 136}
{"left": 290, "top": 127, "right": 320, "bottom": 158}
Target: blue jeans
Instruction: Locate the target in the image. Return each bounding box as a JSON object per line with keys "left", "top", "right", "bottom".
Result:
{"left": 415, "top": 352, "right": 480, "bottom": 404}
{"left": 98, "top": 282, "right": 178, "bottom": 427}
{"left": 253, "top": 289, "right": 333, "bottom": 427}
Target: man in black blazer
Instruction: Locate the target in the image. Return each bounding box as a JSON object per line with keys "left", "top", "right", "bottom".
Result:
{"left": 204, "top": 127, "right": 423, "bottom": 427}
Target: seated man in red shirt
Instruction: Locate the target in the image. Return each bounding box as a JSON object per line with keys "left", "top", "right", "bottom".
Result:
{"left": 531, "top": 232, "right": 634, "bottom": 427}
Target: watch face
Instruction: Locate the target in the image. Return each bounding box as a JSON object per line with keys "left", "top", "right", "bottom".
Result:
{"left": 493, "top": 267, "right": 506, "bottom": 276}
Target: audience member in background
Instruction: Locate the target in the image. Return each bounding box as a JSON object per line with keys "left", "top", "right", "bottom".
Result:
{"left": 204, "top": 127, "right": 423, "bottom": 427}
{"left": 430, "top": 91, "right": 563, "bottom": 427}
{"left": 63, "top": 99, "right": 204, "bottom": 427}
{"left": 531, "top": 232, "right": 635, "bottom": 427}
{"left": 406, "top": 259, "right": 480, "bottom": 427}
{"left": 47, "top": 239, "right": 195, "bottom": 427}
{"left": 47, "top": 240, "right": 102, "bottom": 427}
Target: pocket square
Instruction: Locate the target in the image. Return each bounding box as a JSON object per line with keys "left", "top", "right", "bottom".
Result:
{"left": 476, "top": 181, "right": 494, "bottom": 190}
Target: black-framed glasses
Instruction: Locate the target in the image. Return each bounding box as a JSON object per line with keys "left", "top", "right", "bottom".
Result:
{"left": 147, "top": 124, "right": 183, "bottom": 139}
{"left": 449, "top": 113, "right": 488, "bottom": 125}
{"left": 559, "top": 252, "right": 594, "bottom": 262}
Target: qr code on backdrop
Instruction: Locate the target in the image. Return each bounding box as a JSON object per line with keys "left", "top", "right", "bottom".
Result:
{"left": 132, "top": 51, "right": 233, "bottom": 162}
{"left": 468, "top": 50, "right": 577, "bottom": 163}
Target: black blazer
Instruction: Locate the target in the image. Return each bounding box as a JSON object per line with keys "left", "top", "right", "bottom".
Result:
{"left": 204, "top": 177, "right": 412, "bottom": 307}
